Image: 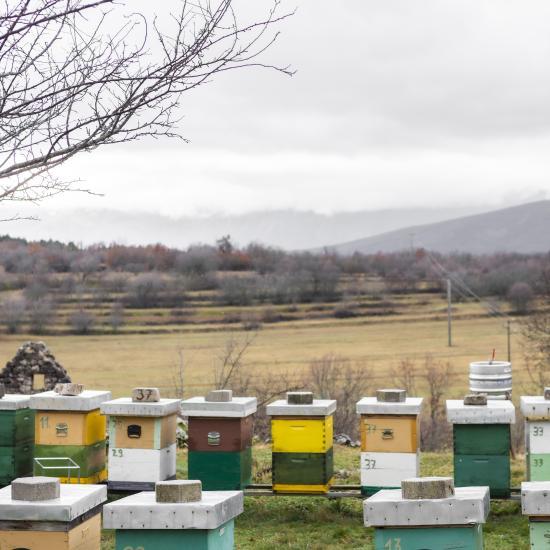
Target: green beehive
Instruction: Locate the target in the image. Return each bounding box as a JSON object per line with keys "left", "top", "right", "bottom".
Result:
{"left": 521, "top": 391, "right": 550, "bottom": 481}
{"left": 446, "top": 396, "right": 515, "bottom": 498}
{"left": 521, "top": 481, "right": 550, "bottom": 549}
{"left": 0, "top": 390, "right": 34, "bottom": 487}
{"left": 103, "top": 480, "right": 244, "bottom": 550}
{"left": 364, "top": 477, "right": 490, "bottom": 550}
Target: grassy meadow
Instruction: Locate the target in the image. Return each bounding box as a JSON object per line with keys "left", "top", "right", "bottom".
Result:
{"left": 0, "top": 292, "right": 523, "bottom": 398}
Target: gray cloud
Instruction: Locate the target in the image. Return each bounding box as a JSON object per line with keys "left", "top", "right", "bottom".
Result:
{"left": 35, "top": 0, "right": 550, "bottom": 215}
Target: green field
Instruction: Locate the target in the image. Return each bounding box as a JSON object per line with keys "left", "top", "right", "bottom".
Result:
{"left": 99, "top": 445, "right": 528, "bottom": 549}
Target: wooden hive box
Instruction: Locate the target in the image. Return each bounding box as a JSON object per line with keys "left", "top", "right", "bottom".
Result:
{"left": 446, "top": 399, "right": 515, "bottom": 498}
{"left": 103, "top": 481, "right": 244, "bottom": 550}
{"left": 181, "top": 394, "right": 257, "bottom": 491}
{"left": 521, "top": 395, "right": 550, "bottom": 481}
{"left": 356, "top": 394, "right": 423, "bottom": 496}
{"left": 266, "top": 395, "right": 336, "bottom": 494}
{"left": 100, "top": 396, "right": 181, "bottom": 491}
{"left": 30, "top": 389, "right": 111, "bottom": 484}
{"left": 364, "top": 479, "right": 490, "bottom": 550}
{"left": 521, "top": 481, "right": 550, "bottom": 549}
{"left": 0, "top": 394, "right": 34, "bottom": 487}
{"left": 0, "top": 477, "right": 106, "bottom": 550}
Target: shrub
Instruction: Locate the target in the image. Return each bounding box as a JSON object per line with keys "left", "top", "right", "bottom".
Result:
{"left": 68, "top": 309, "right": 96, "bottom": 334}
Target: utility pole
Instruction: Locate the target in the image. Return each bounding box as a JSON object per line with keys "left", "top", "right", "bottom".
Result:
{"left": 447, "top": 278, "right": 452, "bottom": 347}
{"left": 506, "top": 320, "right": 511, "bottom": 362}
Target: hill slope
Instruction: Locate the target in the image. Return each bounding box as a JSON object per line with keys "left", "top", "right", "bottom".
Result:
{"left": 330, "top": 201, "right": 550, "bottom": 254}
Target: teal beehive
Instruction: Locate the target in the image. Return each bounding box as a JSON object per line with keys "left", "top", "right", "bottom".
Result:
{"left": 521, "top": 481, "right": 550, "bottom": 549}
{"left": 103, "top": 480, "right": 244, "bottom": 550}
{"left": 364, "top": 477, "right": 490, "bottom": 550}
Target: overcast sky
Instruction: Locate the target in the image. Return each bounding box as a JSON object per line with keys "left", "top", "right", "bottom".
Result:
{"left": 41, "top": 0, "right": 550, "bottom": 216}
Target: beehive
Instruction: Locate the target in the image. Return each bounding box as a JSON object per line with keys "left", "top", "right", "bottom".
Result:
{"left": 30, "top": 385, "right": 111, "bottom": 484}
{"left": 522, "top": 481, "right": 550, "bottom": 549}
{"left": 0, "top": 391, "right": 34, "bottom": 487}
{"left": 0, "top": 476, "right": 106, "bottom": 549}
{"left": 364, "top": 477, "right": 490, "bottom": 550}
{"left": 103, "top": 480, "right": 244, "bottom": 550}
{"left": 266, "top": 392, "right": 336, "bottom": 494}
{"left": 100, "top": 388, "right": 180, "bottom": 491}
{"left": 520, "top": 391, "right": 550, "bottom": 481}
{"left": 181, "top": 390, "right": 257, "bottom": 490}
{"left": 356, "top": 389, "right": 423, "bottom": 496}
{"left": 446, "top": 396, "right": 515, "bottom": 498}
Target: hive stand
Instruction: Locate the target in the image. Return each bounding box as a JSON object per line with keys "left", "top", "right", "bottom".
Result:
{"left": 30, "top": 384, "right": 112, "bottom": 484}
{"left": 364, "top": 477, "right": 490, "bottom": 550}
{"left": 100, "top": 388, "right": 180, "bottom": 491}
{"left": 521, "top": 481, "right": 550, "bottom": 548}
{"left": 446, "top": 395, "right": 515, "bottom": 498}
{"left": 521, "top": 389, "right": 550, "bottom": 481}
{"left": 181, "top": 390, "right": 257, "bottom": 490}
{"left": 0, "top": 387, "right": 35, "bottom": 487}
{"left": 0, "top": 476, "right": 106, "bottom": 549}
{"left": 103, "top": 479, "right": 244, "bottom": 550}
{"left": 356, "top": 389, "right": 423, "bottom": 496}
{"left": 266, "top": 392, "right": 337, "bottom": 494}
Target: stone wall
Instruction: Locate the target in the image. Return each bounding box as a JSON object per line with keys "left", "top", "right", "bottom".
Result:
{"left": 0, "top": 341, "right": 71, "bottom": 394}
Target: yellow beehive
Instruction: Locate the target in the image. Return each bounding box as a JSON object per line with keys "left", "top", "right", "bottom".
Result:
{"left": 267, "top": 393, "right": 337, "bottom": 494}
{"left": 0, "top": 477, "right": 106, "bottom": 550}
{"left": 360, "top": 415, "right": 419, "bottom": 453}
{"left": 271, "top": 416, "right": 333, "bottom": 453}
{"left": 0, "top": 512, "right": 101, "bottom": 549}
{"left": 30, "top": 388, "right": 111, "bottom": 484}
{"left": 35, "top": 409, "right": 106, "bottom": 446}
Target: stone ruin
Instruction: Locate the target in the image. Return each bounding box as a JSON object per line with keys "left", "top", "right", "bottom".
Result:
{"left": 0, "top": 341, "right": 71, "bottom": 394}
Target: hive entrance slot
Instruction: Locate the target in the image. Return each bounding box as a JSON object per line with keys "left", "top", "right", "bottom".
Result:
{"left": 127, "top": 424, "right": 142, "bottom": 439}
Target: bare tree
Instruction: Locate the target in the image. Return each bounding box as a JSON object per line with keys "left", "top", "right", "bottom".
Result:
{"left": 0, "top": 1, "right": 292, "bottom": 209}
{"left": 507, "top": 282, "right": 534, "bottom": 314}
{"left": 213, "top": 331, "right": 256, "bottom": 390}
{"left": 171, "top": 347, "right": 186, "bottom": 400}
{"left": 28, "top": 297, "right": 54, "bottom": 333}
{"left": 108, "top": 301, "right": 124, "bottom": 332}
{"left": 68, "top": 308, "right": 95, "bottom": 334}
{"left": 420, "top": 355, "right": 453, "bottom": 451}
{"left": 307, "top": 354, "right": 372, "bottom": 439}
{"left": 0, "top": 296, "right": 26, "bottom": 333}
{"left": 389, "top": 358, "right": 418, "bottom": 395}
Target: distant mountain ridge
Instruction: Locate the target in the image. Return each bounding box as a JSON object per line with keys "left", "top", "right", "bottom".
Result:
{"left": 3, "top": 205, "right": 488, "bottom": 250}
{"left": 328, "top": 201, "right": 550, "bottom": 255}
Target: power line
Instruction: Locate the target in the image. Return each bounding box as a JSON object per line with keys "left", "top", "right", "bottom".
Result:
{"left": 422, "top": 247, "right": 514, "bottom": 322}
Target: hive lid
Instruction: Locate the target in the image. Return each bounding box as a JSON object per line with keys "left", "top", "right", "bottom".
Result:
{"left": 356, "top": 396, "right": 423, "bottom": 415}
{"left": 181, "top": 396, "right": 257, "bottom": 418}
{"left": 446, "top": 399, "right": 515, "bottom": 424}
{"left": 0, "top": 483, "right": 106, "bottom": 522}
{"left": 0, "top": 393, "right": 32, "bottom": 410}
{"left": 266, "top": 398, "right": 336, "bottom": 416}
{"left": 521, "top": 481, "right": 550, "bottom": 516}
{"left": 520, "top": 395, "right": 550, "bottom": 419}
{"left": 363, "top": 486, "right": 490, "bottom": 527}
{"left": 30, "top": 390, "right": 112, "bottom": 412}
{"left": 100, "top": 397, "right": 181, "bottom": 417}
{"left": 102, "top": 490, "right": 243, "bottom": 530}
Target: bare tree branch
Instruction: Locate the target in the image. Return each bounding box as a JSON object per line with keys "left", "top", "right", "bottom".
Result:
{"left": 0, "top": 0, "right": 293, "bottom": 212}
